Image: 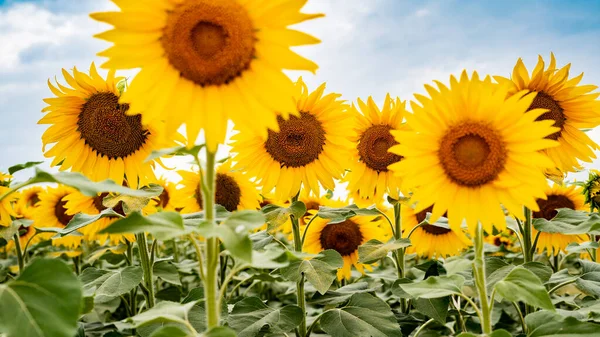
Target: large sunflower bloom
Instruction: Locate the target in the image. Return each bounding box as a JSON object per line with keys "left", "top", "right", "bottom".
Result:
{"left": 533, "top": 184, "right": 588, "bottom": 255}
{"left": 303, "top": 215, "right": 386, "bottom": 280}
{"left": 495, "top": 54, "right": 600, "bottom": 172}
{"left": 34, "top": 186, "right": 81, "bottom": 248}
{"left": 346, "top": 95, "right": 407, "bottom": 204}
{"left": 40, "top": 63, "right": 178, "bottom": 188}
{"left": 390, "top": 71, "right": 559, "bottom": 233}
{"left": 91, "top": 0, "right": 322, "bottom": 151}
{"left": 231, "top": 78, "right": 353, "bottom": 200}
{"left": 402, "top": 204, "right": 471, "bottom": 259}
{"left": 175, "top": 162, "right": 260, "bottom": 213}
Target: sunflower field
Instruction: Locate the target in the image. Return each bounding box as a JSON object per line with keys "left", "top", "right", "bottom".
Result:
{"left": 2, "top": 1, "right": 600, "bottom": 337}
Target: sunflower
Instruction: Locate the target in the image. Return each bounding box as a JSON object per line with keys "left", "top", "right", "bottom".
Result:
{"left": 0, "top": 186, "right": 17, "bottom": 227}
{"left": 495, "top": 54, "right": 600, "bottom": 172}
{"left": 402, "top": 204, "right": 471, "bottom": 259}
{"left": 144, "top": 176, "right": 180, "bottom": 214}
{"left": 231, "top": 78, "right": 353, "bottom": 200}
{"left": 303, "top": 215, "right": 386, "bottom": 280}
{"left": 346, "top": 95, "right": 407, "bottom": 204}
{"left": 584, "top": 169, "right": 600, "bottom": 211}
{"left": 63, "top": 191, "right": 134, "bottom": 245}
{"left": 4, "top": 193, "right": 40, "bottom": 251}
{"left": 40, "top": 63, "right": 178, "bottom": 188}
{"left": 0, "top": 172, "right": 11, "bottom": 186}
{"left": 389, "top": 71, "right": 559, "bottom": 233}
{"left": 91, "top": 0, "right": 322, "bottom": 152}
{"left": 175, "top": 162, "right": 260, "bottom": 213}
{"left": 15, "top": 186, "right": 44, "bottom": 219}
{"left": 34, "top": 186, "right": 82, "bottom": 248}
{"left": 533, "top": 184, "right": 588, "bottom": 255}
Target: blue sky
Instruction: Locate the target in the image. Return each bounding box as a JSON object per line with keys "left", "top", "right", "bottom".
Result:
{"left": 0, "top": 0, "right": 599, "bottom": 182}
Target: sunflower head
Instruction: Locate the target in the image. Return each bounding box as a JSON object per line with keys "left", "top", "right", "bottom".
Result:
{"left": 15, "top": 186, "right": 45, "bottom": 219}
{"left": 40, "top": 63, "right": 178, "bottom": 188}
{"left": 584, "top": 169, "right": 600, "bottom": 211}
{"left": 390, "top": 71, "right": 560, "bottom": 233}
{"left": 0, "top": 172, "right": 11, "bottom": 187}
{"left": 303, "top": 215, "right": 386, "bottom": 280}
{"left": 143, "top": 177, "right": 179, "bottom": 214}
{"left": 34, "top": 185, "right": 82, "bottom": 248}
{"left": 231, "top": 78, "right": 353, "bottom": 200}
{"left": 495, "top": 54, "right": 600, "bottom": 172}
{"left": 92, "top": 0, "right": 323, "bottom": 151}
{"left": 346, "top": 95, "right": 408, "bottom": 203}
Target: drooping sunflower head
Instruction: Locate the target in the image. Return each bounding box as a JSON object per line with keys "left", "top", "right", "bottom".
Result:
{"left": 40, "top": 63, "right": 178, "bottom": 188}
{"left": 533, "top": 184, "right": 587, "bottom": 255}
{"left": 303, "top": 215, "right": 386, "bottom": 280}
{"left": 402, "top": 204, "right": 471, "bottom": 259}
{"left": 346, "top": 94, "right": 408, "bottom": 203}
{"left": 175, "top": 161, "right": 260, "bottom": 213}
{"left": 231, "top": 78, "right": 353, "bottom": 200}
{"left": 92, "top": 0, "right": 323, "bottom": 151}
{"left": 584, "top": 169, "right": 600, "bottom": 211}
{"left": 34, "top": 185, "right": 81, "bottom": 248}
{"left": 495, "top": 54, "right": 600, "bottom": 172}
{"left": 390, "top": 71, "right": 560, "bottom": 233}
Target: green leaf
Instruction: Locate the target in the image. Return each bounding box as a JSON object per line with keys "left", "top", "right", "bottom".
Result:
{"left": 567, "top": 241, "right": 600, "bottom": 254}
{"left": 358, "top": 238, "right": 411, "bottom": 264}
{"left": 123, "top": 301, "right": 197, "bottom": 330}
{"left": 319, "top": 293, "right": 401, "bottom": 337}
{"left": 413, "top": 297, "right": 450, "bottom": 323}
{"left": 262, "top": 201, "right": 306, "bottom": 230}
{"left": 494, "top": 266, "right": 554, "bottom": 311}
{"left": 527, "top": 310, "right": 600, "bottom": 336}
{"left": 25, "top": 168, "right": 163, "bottom": 197}
{"left": 95, "top": 266, "right": 143, "bottom": 303}
{"left": 533, "top": 208, "right": 600, "bottom": 235}
{"left": 317, "top": 204, "right": 381, "bottom": 224}
{"left": 146, "top": 145, "right": 205, "bottom": 162}
{"left": 148, "top": 326, "right": 190, "bottom": 337}
{"left": 311, "top": 282, "right": 376, "bottom": 305}
{"left": 154, "top": 261, "right": 181, "bottom": 286}
{"left": 490, "top": 329, "right": 513, "bottom": 337}
{"left": 228, "top": 297, "right": 302, "bottom": 337}
{"left": 79, "top": 267, "right": 111, "bottom": 297}
{"left": 548, "top": 259, "right": 600, "bottom": 296}
{"left": 200, "top": 327, "right": 236, "bottom": 337}
{"left": 250, "top": 244, "right": 289, "bottom": 269}
{"left": 0, "top": 221, "right": 20, "bottom": 241}
{"left": 397, "top": 275, "right": 464, "bottom": 299}
{"left": 101, "top": 211, "right": 190, "bottom": 240}
{"left": 0, "top": 258, "right": 82, "bottom": 337}
{"left": 280, "top": 250, "right": 344, "bottom": 294}
{"left": 45, "top": 208, "right": 123, "bottom": 238}
{"left": 8, "top": 161, "right": 44, "bottom": 175}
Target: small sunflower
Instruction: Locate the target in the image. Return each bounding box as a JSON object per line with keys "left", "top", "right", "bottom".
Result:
{"left": 5, "top": 194, "right": 40, "bottom": 251}
{"left": 175, "top": 162, "right": 260, "bottom": 213}
{"left": 346, "top": 95, "right": 407, "bottom": 204}
{"left": 533, "top": 184, "right": 587, "bottom": 255}
{"left": 40, "top": 63, "right": 177, "bottom": 188}
{"left": 144, "top": 177, "right": 180, "bottom": 214}
{"left": 303, "top": 215, "right": 386, "bottom": 280}
{"left": 495, "top": 54, "right": 600, "bottom": 172}
{"left": 15, "top": 186, "right": 45, "bottom": 219}
{"left": 34, "top": 186, "right": 82, "bottom": 248}
{"left": 390, "top": 71, "right": 559, "bottom": 233}
{"left": 402, "top": 205, "right": 471, "bottom": 259}
{"left": 583, "top": 169, "right": 600, "bottom": 211}
{"left": 0, "top": 172, "right": 11, "bottom": 186}
{"left": 92, "top": 0, "right": 322, "bottom": 151}
{"left": 0, "top": 187, "right": 17, "bottom": 227}
{"left": 63, "top": 191, "right": 134, "bottom": 245}
{"left": 231, "top": 78, "right": 353, "bottom": 200}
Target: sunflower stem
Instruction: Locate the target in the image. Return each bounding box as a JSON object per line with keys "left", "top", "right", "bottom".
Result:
{"left": 291, "top": 193, "right": 307, "bottom": 337}
{"left": 392, "top": 203, "right": 408, "bottom": 314}
{"left": 136, "top": 232, "right": 155, "bottom": 309}
{"left": 522, "top": 207, "right": 533, "bottom": 264}
{"left": 473, "top": 222, "right": 492, "bottom": 334}
{"left": 13, "top": 234, "right": 24, "bottom": 274}
{"left": 200, "top": 149, "right": 220, "bottom": 329}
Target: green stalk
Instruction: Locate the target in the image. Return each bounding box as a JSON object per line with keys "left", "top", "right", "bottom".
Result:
{"left": 392, "top": 203, "right": 408, "bottom": 313}
{"left": 201, "top": 150, "right": 220, "bottom": 329}
{"left": 291, "top": 194, "right": 307, "bottom": 337}
{"left": 136, "top": 232, "right": 155, "bottom": 309}
{"left": 13, "top": 234, "right": 24, "bottom": 274}
{"left": 522, "top": 207, "right": 533, "bottom": 263}
{"left": 473, "top": 223, "right": 492, "bottom": 334}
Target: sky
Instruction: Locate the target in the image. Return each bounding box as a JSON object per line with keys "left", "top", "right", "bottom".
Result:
{"left": 0, "top": 0, "right": 599, "bottom": 184}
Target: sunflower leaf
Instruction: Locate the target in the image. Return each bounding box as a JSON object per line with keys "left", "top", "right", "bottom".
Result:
{"left": 200, "top": 327, "right": 237, "bottom": 337}
{"left": 49, "top": 207, "right": 124, "bottom": 238}
{"left": 279, "top": 249, "right": 343, "bottom": 294}
{"left": 319, "top": 293, "right": 402, "bottom": 337}
{"left": 145, "top": 145, "right": 206, "bottom": 162}
{"left": 526, "top": 310, "right": 600, "bottom": 336}
{"left": 262, "top": 201, "right": 306, "bottom": 231}
{"left": 396, "top": 274, "right": 464, "bottom": 299}
{"left": 228, "top": 297, "right": 303, "bottom": 337}
{"left": 494, "top": 266, "right": 554, "bottom": 311}
{"left": 317, "top": 204, "right": 380, "bottom": 224}
{"left": 0, "top": 258, "right": 82, "bottom": 337}
{"left": 94, "top": 266, "right": 143, "bottom": 303}
{"left": 413, "top": 297, "right": 450, "bottom": 323}
{"left": 358, "top": 238, "right": 411, "bottom": 264}
{"left": 100, "top": 211, "right": 191, "bottom": 240}
{"left": 533, "top": 208, "right": 600, "bottom": 235}
{"left": 8, "top": 161, "right": 44, "bottom": 175}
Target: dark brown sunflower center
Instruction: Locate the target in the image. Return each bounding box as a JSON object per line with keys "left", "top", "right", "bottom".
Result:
{"left": 93, "top": 193, "right": 126, "bottom": 217}
{"left": 162, "top": 0, "right": 255, "bottom": 86}
{"left": 305, "top": 201, "right": 321, "bottom": 212}
{"left": 158, "top": 188, "right": 170, "bottom": 209}
{"left": 529, "top": 91, "right": 565, "bottom": 141}
{"left": 533, "top": 194, "right": 576, "bottom": 220}
{"left": 18, "top": 225, "right": 30, "bottom": 238}
{"left": 78, "top": 92, "right": 149, "bottom": 159}
{"left": 54, "top": 198, "right": 73, "bottom": 227}
{"left": 27, "top": 193, "right": 40, "bottom": 207}
{"left": 319, "top": 220, "right": 363, "bottom": 256}
{"left": 357, "top": 124, "right": 401, "bottom": 172}
{"left": 265, "top": 112, "right": 326, "bottom": 168}
{"left": 195, "top": 173, "right": 242, "bottom": 212}
{"left": 415, "top": 206, "right": 451, "bottom": 235}
{"left": 439, "top": 122, "right": 507, "bottom": 187}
